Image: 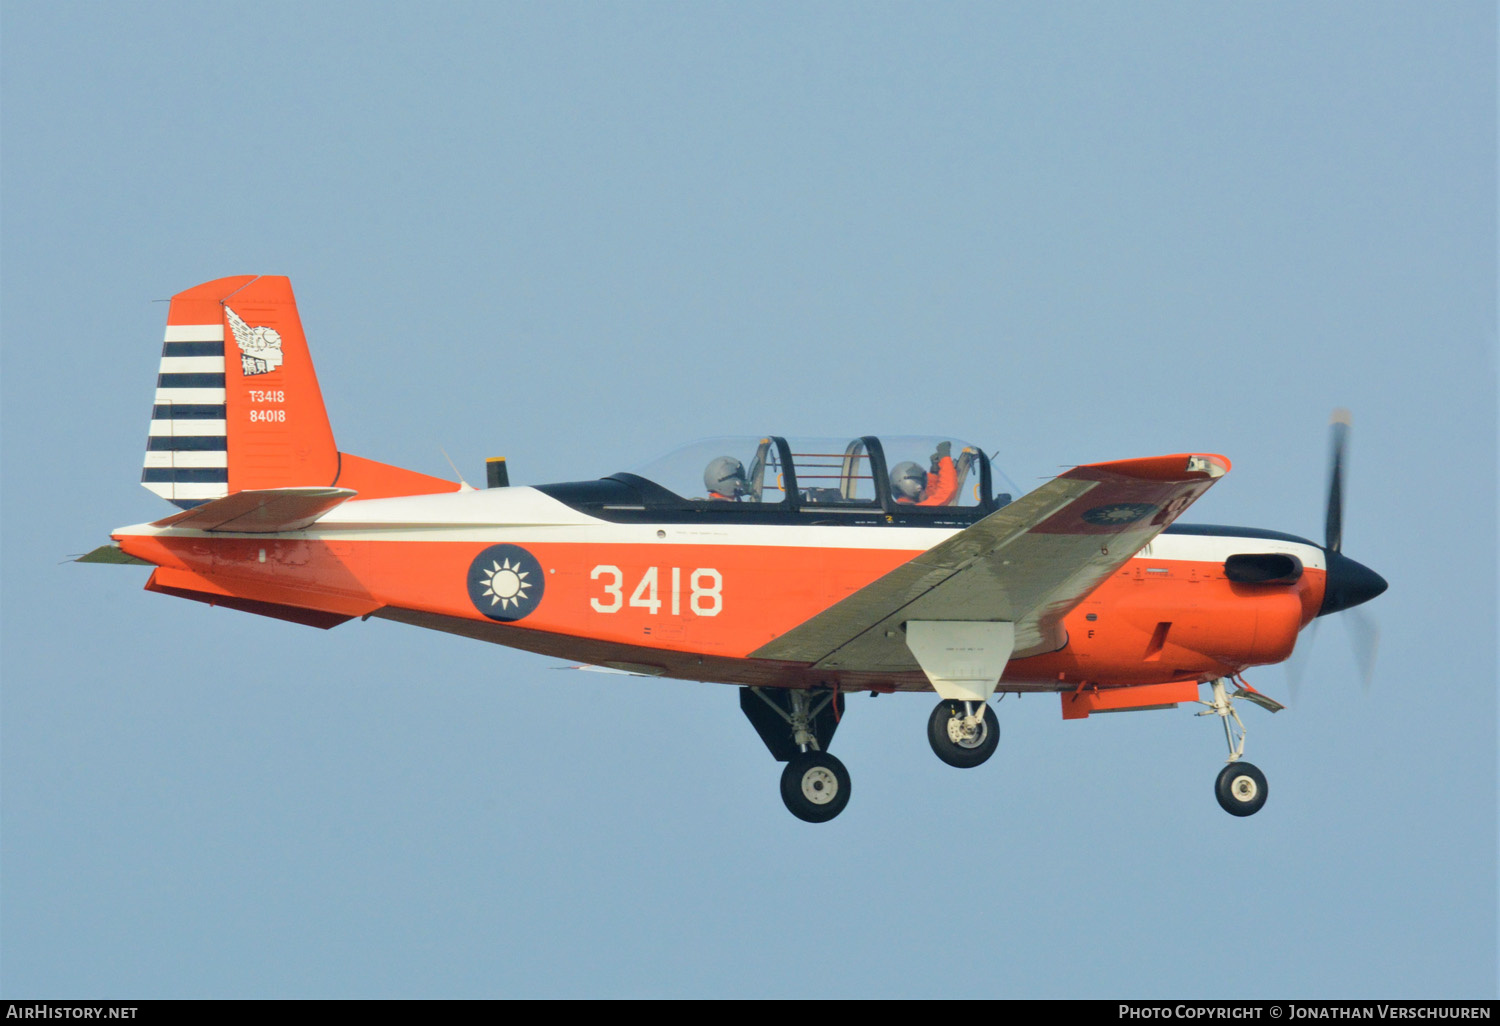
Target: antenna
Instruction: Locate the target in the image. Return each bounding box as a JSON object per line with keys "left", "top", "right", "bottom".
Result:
{"left": 486, "top": 457, "right": 510, "bottom": 488}
{"left": 439, "top": 447, "right": 474, "bottom": 490}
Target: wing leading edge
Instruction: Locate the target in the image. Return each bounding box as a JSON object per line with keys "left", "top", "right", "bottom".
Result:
{"left": 750, "top": 453, "right": 1230, "bottom": 676}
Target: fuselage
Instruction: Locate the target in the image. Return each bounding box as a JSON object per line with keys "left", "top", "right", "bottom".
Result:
{"left": 113, "top": 481, "right": 1338, "bottom": 694}
{"left": 108, "top": 275, "right": 1393, "bottom": 822}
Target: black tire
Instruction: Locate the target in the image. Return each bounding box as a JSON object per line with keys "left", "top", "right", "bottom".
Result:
{"left": 1215, "top": 761, "right": 1268, "bottom": 817}
{"left": 780, "top": 752, "right": 851, "bottom": 823}
{"left": 927, "top": 699, "right": 1000, "bottom": 769}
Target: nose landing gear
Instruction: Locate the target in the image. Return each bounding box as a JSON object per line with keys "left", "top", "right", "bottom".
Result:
{"left": 1215, "top": 761, "right": 1268, "bottom": 817}
{"left": 1198, "top": 677, "right": 1280, "bottom": 817}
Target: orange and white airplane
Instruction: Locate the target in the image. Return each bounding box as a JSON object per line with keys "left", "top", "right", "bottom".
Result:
{"left": 83, "top": 275, "right": 1388, "bottom": 822}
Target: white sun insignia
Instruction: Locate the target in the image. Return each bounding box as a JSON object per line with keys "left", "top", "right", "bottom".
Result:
{"left": 225, "top": 306, "right": 285, "bottom": 376}
{"left": 481, "top": 558, "right": 532, "bottom": 610}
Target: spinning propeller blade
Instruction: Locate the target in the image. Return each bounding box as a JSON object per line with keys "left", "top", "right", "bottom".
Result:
{"left": 1347, "top": 607, "right": 1381, "bottom": 693}
{"left": 1289, "top": 409, "right": 1386, "bottom": 699}
{"left": 1325, "top": 408, "right": 1349, "bottom": 553}
{"left": 1285, "top": 617, "right": 1319, "bottom": 705}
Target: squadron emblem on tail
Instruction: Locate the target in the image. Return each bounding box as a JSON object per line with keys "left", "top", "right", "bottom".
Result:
{"left": 226, "top": 306, "right": 284, "bottom": 376}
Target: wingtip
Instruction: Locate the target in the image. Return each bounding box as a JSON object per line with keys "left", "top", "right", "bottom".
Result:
{"left": 1186, "top": 453, "right": 1231, "bottom": 478}
{"left": 1074, "top": 453, "right": 1231, "bottom": 481}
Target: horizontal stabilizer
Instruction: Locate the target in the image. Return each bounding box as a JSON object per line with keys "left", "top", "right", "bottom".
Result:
{"left": 145, "top": 572, "right": 358, "bottom": 629}
{"left": 151, "top": 487, "right": 356, "bottom": 533}
{"left": 570, "top": 662, "right": 667, "bottom": 677}
{"left": 145, "top": 564, "right": 380, "bottom": 626}
{"left": 75, "top": 544, "right": 153, "bottom": 566}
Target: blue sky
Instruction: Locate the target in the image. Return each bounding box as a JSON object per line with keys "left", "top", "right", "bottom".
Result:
{"left": 2, "top": 1, "right": 1494, "bottom": 998}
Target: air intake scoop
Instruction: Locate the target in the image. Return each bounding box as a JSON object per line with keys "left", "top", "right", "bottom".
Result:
{"left": 1224, "top": 553, "right": 1304, "bottom": 585}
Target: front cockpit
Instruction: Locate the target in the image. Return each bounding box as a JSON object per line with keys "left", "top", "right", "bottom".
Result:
{"left": 536, "top": 435, "right": 1010, "bottom": 521}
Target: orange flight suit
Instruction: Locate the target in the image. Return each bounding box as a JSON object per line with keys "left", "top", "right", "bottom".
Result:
{"left": 896, "top": 457, "right": 959, "bottom": 506}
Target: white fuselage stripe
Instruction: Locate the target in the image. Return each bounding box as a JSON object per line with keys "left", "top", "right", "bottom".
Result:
{"left": 142, "top": 481, "right": 228, "bottom": 500}
{"left": 115, "top": 485, "right": 1326, "bottom": 568}
{"left": 154, "top": 387, "right": 227, "bottom": 405}
{"left": 163, "top": 324, "right": 225, "bottom": 342}
{"left": 142, "top": 451, "right": 229, "bottom": 469}
{"left": 1136, "top": 534, "right": 1325, "bottom": 569}
{"left": 148, "top": 420, "right": 228, "bottom": 436}
{"left": 157, "top": 356, "right": 226, "bottom": 373}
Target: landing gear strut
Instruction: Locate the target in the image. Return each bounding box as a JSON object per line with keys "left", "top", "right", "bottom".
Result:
{"left": 1198, "top": 678, "right": 1271, "bottom": 817}
{"left": 741, "top": 686, "right": 850, "bottom": 822}
{"left": 927, "top": 699, "right": 1000, "bottom": 768}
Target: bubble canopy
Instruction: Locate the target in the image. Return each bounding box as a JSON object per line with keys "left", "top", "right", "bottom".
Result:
{"left": 621, "top": 435, "right": 1002, "bottom": 512}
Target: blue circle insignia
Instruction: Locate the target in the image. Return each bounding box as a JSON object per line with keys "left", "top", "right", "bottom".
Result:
{"left": 1080, "top": 502, "right": 1158, "bottom": 526}
{"left": 466, "top": 544, "right": 545, "bottom": 622}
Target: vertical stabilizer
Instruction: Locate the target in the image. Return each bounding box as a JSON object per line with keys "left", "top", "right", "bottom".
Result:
{"left": 143, "top": 275, "right": 456, "bottom": 509}
{"left": 218, "top": 275, "right": 340, "bottom": 493}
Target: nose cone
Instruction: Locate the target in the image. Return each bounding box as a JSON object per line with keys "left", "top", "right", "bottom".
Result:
{"left": 1319, "top": 550, "right": 1388, "bottom": 616}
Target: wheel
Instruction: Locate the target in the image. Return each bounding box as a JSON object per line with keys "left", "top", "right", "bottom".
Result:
{"left": 1215, "top": 761, "right": 1268, "bottom": 817}
{"left": 780, "top": 752, "right": 851, "bottom": 823}
{"left": 927, "top": 699, "right": 1000, "bottom": 768}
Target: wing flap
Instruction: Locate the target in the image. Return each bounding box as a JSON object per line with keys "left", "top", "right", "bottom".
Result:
{"left": 150, "top": 486, "right": 357, "bottom": 533}
{"left": 752, "top": 453, "right": 1229, "bottom": 673}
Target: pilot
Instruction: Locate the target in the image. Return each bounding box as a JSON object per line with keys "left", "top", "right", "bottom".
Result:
{"left": 704, "top": 456, "right": 749, "bottom": 501}
{"left": 891, "top": 441, "right": 960, "bottom": 507}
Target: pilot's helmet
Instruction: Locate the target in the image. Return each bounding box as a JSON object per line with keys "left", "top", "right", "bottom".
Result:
{"left": 704, "top": 456, "right": 747, "bottom": 498}
{"left": 890, "top": 461, "right": 926, "bottom": 500}
{"left": 888, "top": 462, "right": 924, "bottom": 501}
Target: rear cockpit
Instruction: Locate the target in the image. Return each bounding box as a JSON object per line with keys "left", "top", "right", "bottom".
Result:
{"left": 537, "top": 435, "right": 1011, "bottom": 520}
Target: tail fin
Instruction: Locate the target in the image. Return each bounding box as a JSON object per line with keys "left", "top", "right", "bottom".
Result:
{"left": 143, "top": 275, "right": 457, "bottom": 509}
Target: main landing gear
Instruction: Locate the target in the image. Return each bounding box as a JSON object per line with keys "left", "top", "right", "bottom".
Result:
{"left": 780, "top": 752, "right": 852, "bottom": 824}
{"left": 927, "top": 699, "right": 1000, "bottom": 768}
{"left": 741, "top": 687, "right": 1008, "bottom": 822}
{"left": 741, "top": 686, "right": 850, "bottom": 823}
{"left": 1198, "top": 677, "right": 1280, "bottom": 817}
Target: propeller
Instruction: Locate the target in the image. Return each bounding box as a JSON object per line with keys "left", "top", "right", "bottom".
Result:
{"left": 1325, "top": 408, "right": 1349, "bottom": 553}
{"left": 1288, "top": 410, "right": 1386, "bottom": 700}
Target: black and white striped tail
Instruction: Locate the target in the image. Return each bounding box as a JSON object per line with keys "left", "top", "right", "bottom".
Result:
{"left": 142, "top": 323, "right": 229, "bottom": 509}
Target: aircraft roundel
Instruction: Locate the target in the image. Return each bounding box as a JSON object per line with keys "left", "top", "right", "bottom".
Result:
{"left": 466, "top": 544, "right": 545, "bottom": 622}
{"left": 1081, "top": 502, "right": 1158, "bottom": 526}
